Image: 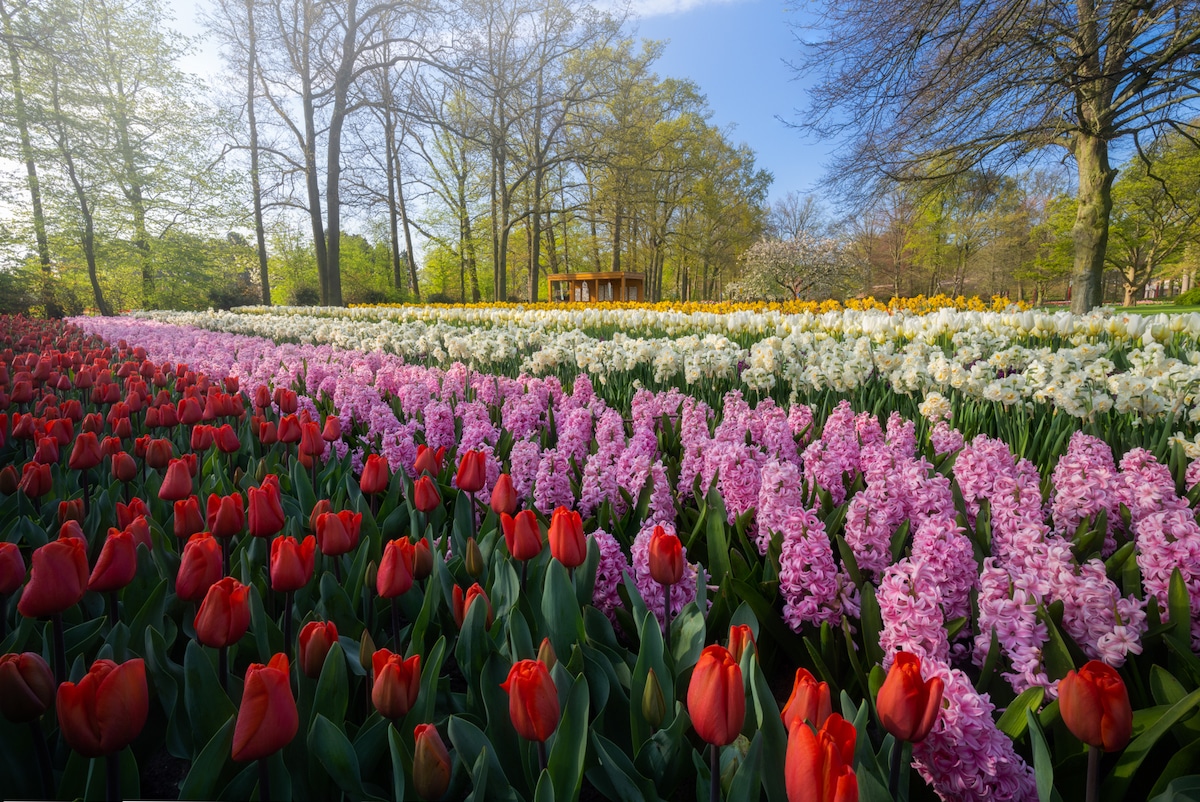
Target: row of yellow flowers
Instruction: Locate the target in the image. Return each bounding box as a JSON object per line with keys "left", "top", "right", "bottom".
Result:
{"left": 351, "top": 294, "right": 1028, "bottom": 316}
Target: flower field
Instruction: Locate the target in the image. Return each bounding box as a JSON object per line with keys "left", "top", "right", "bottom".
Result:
{"left": 2, "top": 306, "right": 1200, "bottom": 802}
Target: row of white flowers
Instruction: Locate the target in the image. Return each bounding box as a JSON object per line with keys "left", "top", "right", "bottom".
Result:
{"left": 133, "top": 306, "right": 1200, "bottom": 422}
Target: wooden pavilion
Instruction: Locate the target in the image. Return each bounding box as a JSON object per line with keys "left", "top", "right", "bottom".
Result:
{"left": 546, "top": 271, "right": 645, "bottom": 303}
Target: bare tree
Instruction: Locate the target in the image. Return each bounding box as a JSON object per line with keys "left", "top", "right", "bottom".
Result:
{"left": 790, "top": 0, "right": 1200, "bottom": 312}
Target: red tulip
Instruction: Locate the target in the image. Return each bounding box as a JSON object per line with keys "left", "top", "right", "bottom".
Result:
{"left": 315, "top": 510, "right": 361, "bottom": 557}
{"left": 17, "top": 536, "right": 88, "bottom": 618}
{"left": 308, "top": 498, "right": 332, "bottom": 533}
{"left": 56, "top": 658, "right": 148, "bottom": 757}
{"left": 786, "top": 714, "right": 858, "bottom": 802}
{"left": 1058, "top": 660, "right": 1133, "bottom": 752}
{"left": 876, "top": 652, "right": 944, "bottom": 744}
{"left": 455, "top": 449, "right": 486, "bottom": 493}
{"left": 87, "top": 528, "right": 138, "bottom": 593}
{"left": 728, "top": 624, "right": 757, "bottom": 664}
{"left": 194, "top": 576, "right": 251, "bottom": 649}
{"left": 68, "top": 431, "right": 102, "bottom": 471}
{"left": 158, "top": 459, "right": 193, "bottom": 501}
{"left": 299, "top": 421, "right": 324, "bottom": 458}
{"left": 501, "top": 510, "right": 543, "bottom": 562}
{"left": 214, "top": 423, "right": 240, "bottom": 454}
{"left": 360, "top": 454, "right": 389, "bottom": 495}
{"left": 0, "top": 542, "right": 25, "bottom": 595}
{"left": 0, "top": 464, "right": 19, "bottom": 494}
{"left": 46, "top": 417, "right": 73, "bottom": 446}
{"left": 413, "top": 444, "right": 445, "bottom": 477}
{"left": 378, "top": 538, "right": 415, "bottom": 598}
{"left": 687, "top": 644, "right": 745, "bottom": 746}
{"left": 248, "top": 475, "right": 286, "bottom": 537}
{"left": 412, "top": 476, "right": 441, "bottom": 513}
{"left": 648, "top": 525, "right": 684, "bottom": 586}
{"left": 321, "top": 415, "right": 341, "bottom": 442}
{"left": 298, "top": 621, "right": 339, "bottom": 679}
{"left": 277, "top": 414, "right": 301, "bottom": 444}
{"left": 257, "top": 420, "right": 278, "bottom": 446}
{"left": 111, "top": 452, "right": 137, "bottom": 483}
{"left": 190, "top": 424, "right": 215, "bottom": 452}
{"left": 490, "top": 473, "right": 518, "bottom": 516}
{"left": 174, "top": 496, "right": 206, "bottom": 540}
{"left": 782, "top": 667, "right": 832, "bottom": 732}
{"left": 548, "top": 507, "right": 586, "bottom": 568}
{"left": 125, "top": 516, "right": 152, "bottom": 551}
{"left": 372, "top": 649, "right": 422, "bottom": 719}
{"left": 115, "top": 497, "right": 147, "bottom": 528}
{"left": 273, "top": 387, "right": 298, "bottom": 414}
{"left": 145, "top": 438, "right": 174, "bottom": 470}
{"left": 35, "top": 432, "right": 64, "bottom": 465}
{"left": 0, "top": 652, "right": 55, "bottom": 723}
{"left": 176, "top": 532, "right": 223, "bottom": 602}
{"left": 58, "top": 498, "right": 84, "bottom": 525}
{"left": 501, "top": 659, "right": 559, "bottom": 742}
{"left": 20, "top": 461, "right": 52, "bottom": 497}
{"left": 270, "top": 535, "right": 316, "bottom": 593}
{"left": 206, "top": 492, "right": 245, "bottom": 539}
{"left": 452, "top": 583, "right": 493, "bottom": 629}
{"left": 59, "top": 519, "right": 86, "bottom": 543}
{"left": 412, "top": 537, "right": 433, "bottom": 581}
{"left": 253, "top": 385, "right": 271, "bottom": 410}
{"left": 413, "top": 724, "right": 452, "bottom": 801}
{"left": 232, "top": 653, "right": 298, "bottom": 762}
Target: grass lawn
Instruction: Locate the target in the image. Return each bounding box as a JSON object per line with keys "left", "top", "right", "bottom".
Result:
{"left": 1113, "top": 304, "right": 1198, "bottom": 315}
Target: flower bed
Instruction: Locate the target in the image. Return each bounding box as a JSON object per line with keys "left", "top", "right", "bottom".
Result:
{"left": 1, "top": 312, "right": 1198, "bottom": 802}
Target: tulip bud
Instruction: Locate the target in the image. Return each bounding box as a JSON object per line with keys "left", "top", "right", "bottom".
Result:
{"left": 785, "top": 714, "right": 858, "bottom": 802}
{"left": 316, "top": 510, "right": 362, "bottom": 557}
{"left": 454, "top": 449, "right": 487, "bottom": 493}
{"left": 642, "top": 668, "right": 666, "bottom": 730}
{"left": 1058, "top": 660, "right": 1133, "bottom": 752}
{"left": 412, "top": 538, "right": 433, "bottom": 581}
{"left": 413, "top": 724, "right": 452, "bottom": 801}
{"left": 18, "top": 536, "right": 88, "bottom": 618}
{"left": 298, "top": 621, "right": 339, "bottom": 679}
{"left": 452, "top": 583, "right": 493, "bottom": 629}
{"left": 19, "top": 462, "right": 52, "bottom": 498}
{"left": 112, "top": 452, "right": 137, "bottom": 483}
{"left": 0, "top": 542, "right": 25, "bottom": 595}
{"left": 372, "top": 649, "right": 422, "bottom": 719}
{"left": 177, "top": 532, "right": 223, "bottom": 602}
{"left": 413, "top": 444, "right": 445, "bottom": 477}
{"left": 0, "top": 652, "right": 55, "bottom": 723}
{"left": 728, "top": 624, "right": 756, "bottom": 664}
{"left": 173, "top": 496, "right": 205, "bottom": 540}
{"left": 321, "top": 415, "right": 341, "bottom": 442}
{"left": 194, "top": 577, "right": 252, "bottom": 649}
{"left": 299, "top": 422, "right": 324, "bottom": 458}
{"left": 687, "top": 644, "right": 745, "bottom": 746}
{"left": 360, "top": 454, "right": 389, "bottom": 495}
{"left": 537, "top": 637, "right": 557, "bottom": 670}
{"left": 648, "top": 525, "right": 684, "bottom": 586}
{"left": 248, "top": 475, "right": 286, "bottom": 538}
{"left": 876, "top": 652, "right": 944, "bottom": 744}
{"left": 206, "top": 493, "right": 245, "bottom": 539}
{"left": 412, "top": 476, "right": 441, "bottom": 513}
{"left": 232, "top": 654, "right": 298, "bottom": 762}
{"left": 378, "top": 540, "right": 415, "bottom": 598}
{"left": 270, "top": 535, "right": 316, "bottom": 593}
{"left": 158, "top": 459, "right": 193, "bottom": 501}
{"left": 57, "top": 499, "right": 84, "bottom": 525}
{"left": 359, "top": 629, "right": 376, "bottom": 673}
{"left": 56, "top": 659, "right": 149, "bottom": 757}
{"left": 87, "top": 528, "right": 138, "bottom": 593}
{"left": 490, "top": 473, "right": 517, "bottom": 516}
{"left": 782, "top": 667, "right": 832, "bottom": 732}
{"left": 464, "top": 537, "right": 484, "bottom": 578}
{"left": 501, "top": 510, "right": 543, "bottom": 562}
{"left": 68, "top": 431, "right": 103, "bottom": 471}
{"left": 548, "top": 507, "right": 586, "bottom": 569}
{"left": 501, "top": 659, "right": 559, "bottom": 742}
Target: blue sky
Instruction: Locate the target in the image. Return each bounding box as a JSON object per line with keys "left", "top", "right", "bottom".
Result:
{"left": 164, "top": 0, "right": 827, "bottom": 203}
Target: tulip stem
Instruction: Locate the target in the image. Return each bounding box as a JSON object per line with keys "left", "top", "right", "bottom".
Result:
{"left": 218, "top": 645, "right": 229, "bottom": 693}
{"left": 284, "top": 592, "right": 294, "bottom": 662}
{"left": 660, "top": 582, "right": 672, "bottom": 658}
{"left": 889, "top": 738, "right": 902, "bottom": 799}
{"left": 30, "top": 720, "right": 52, "bottom": 799}
{"left": 0, "top": 593, "right": 7, "bottom": 642}
{"left": 259, "top": 757, "right": 271, "bottom": 802}
{"left": 108, "top": 590, "right": 119, "bottom": 631}
{"left": 222, "top": 537, "right": 231, "bottom": 578}
{"left": 106, "top": 751, "right": 120, "bottom": 802}
{"left": 391, "top": 600, "right": 401, "bottom": 650}
{"left": 52, "top": 613, "right": 67, "bottom": 686}
{"left": 709, "top": 743, "right": 720, "bottom": 802}
{"left": 1086, "top": 745, "right": 1099, "bottom": 802}
{"left": 537, "top": 740, "right": 548, "bottom": 775}
{"left": 82, "top": 470, "right": 90, "bottom": 519}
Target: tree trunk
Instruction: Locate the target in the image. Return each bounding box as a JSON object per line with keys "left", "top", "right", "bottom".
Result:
{"left": 1123, "top": 282, "right": 1137, "bottom": 307}
{"left": 1, "top": 0, "right": 57, "bottom": 316}
{"left": 245, "top": 0, "right": 270, "bottom": 305}
{"left": 529, "top": 174, "right": 542, "bottom": 302}
{"left": 302, "top": 68, "right": 328, "bottom": 302}
{"left": 1070, "top": 133, "right": 1116, "bottom": 314}
{"left": 382, "top": 85, "right": 403, "bottom": 291}
{"left": 611, "top": 205, "right": 621, "bottom": 273}
{"left": 457, "top": 169, "right": 480, "bottom": 302}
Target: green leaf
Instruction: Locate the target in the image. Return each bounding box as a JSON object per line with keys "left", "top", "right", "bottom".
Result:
{"left": 308, "top": 713, "right": 367, "bottom": 799}
{"left": 727, "top": 732, "right": 763, "bottom": 802}
{"left": 705, "top": 486, "right": 733, "bottom": 585}
{"left": 177, "top": 716, "right": 235, "bottom": 801}
{"left": 1103, "top": 686, "right": 1200, "bottom": 802}
{"left": 548, "top": 676, "right": 590, "bottom": 802}
{"left": 589, "top": 732, "right": 660, "bottom": 801}
{"left": 996, "top": 687, "right": 1045, "bottom": 739}
{"left": 308, "top": 642, "right": 348, "bottom": 735}
{"left": 748, "top": 657, "right": 788, "bottom": 802}
{"left": 859, "top": 584, "right": 885, "bottom": 669}
{"left": 670, "top": 601, "right": 706, "bottom": 673}
{"left": 1168, "top": 568, "right": 1192, "bottom": 645}
{"left": 1026, "top": 709, "right": 1056, "bottom": 802}
{"left": 1148, "top": 742, "right": 1200, "bottom": 798}
{"left": 387, "top": 724, "right": 407, "bottom": 802}
{"left": 183, "top": 639, "right": 237, "bottom": 756}
{"left": 1149, "top": 775, "right": 1200, "bottom": 802}
{"left": 448, "top": 716, "right": 517, "bottom": 800}
{"left": 542, "top": 558, "right": 585, "bottom": 661}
